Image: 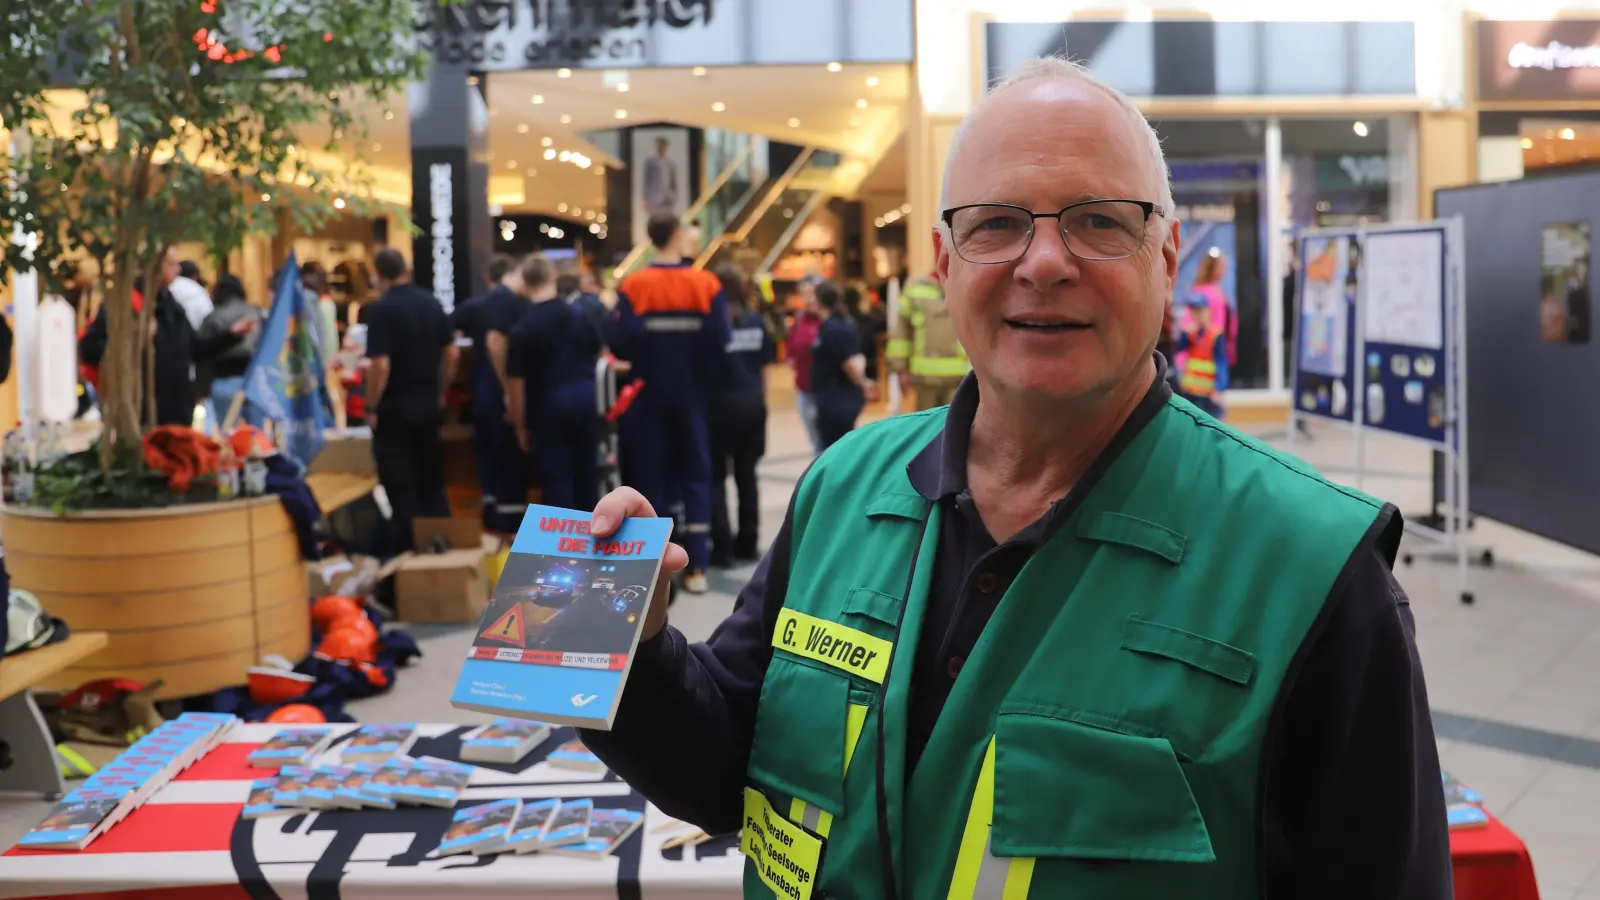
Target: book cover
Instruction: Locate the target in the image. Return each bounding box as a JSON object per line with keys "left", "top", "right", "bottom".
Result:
{"left": 540, "top": 798, "right": 594, "bottom": 848}
{"left": 341, "top": 724, "right": 418, "bottom": 760}
{"left": 547, "top": 740, "right": 606, "bottom": 775}
{"left": 436, "top": 798, "right": 521, "bottom": 856}
{"left": 450, "top": 504, "right": 673, "bottom": 730}
{"left": 545, "top": 808, "right": 645, "bottom": 859}
{"left": 332, "top": 764, "right": 378, "bottom": 809}
{"left": 248, "top": 728, "right": 334, "bottom": 768}
{"left": 460, "top": 718, "right": 552, "bottom": 763}
{"left": 391, "top": 758, "right": 475, "bottom": 807}
{"left": 361, "top": 757, "right": 414, "bottom": 808}
{"left": 242, "top": 778, "right": 295, "bottom": 819}
{"left": 478, "top": 798, "right": 559, "bottom": 855}
{"left": 18, "top": 796, "right": 122, "bottom": 849}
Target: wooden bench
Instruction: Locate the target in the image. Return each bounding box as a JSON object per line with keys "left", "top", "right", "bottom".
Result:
{"left": 0, "top": 632, "right": 109, "bottom": 799}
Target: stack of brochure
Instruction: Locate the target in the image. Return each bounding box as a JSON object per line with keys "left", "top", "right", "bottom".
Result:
{"left": 1443, "top": 771, "right": 1490, "bottom": 829}
{"left": 237, "top": 755, "right": 480, "bottom": 819}
{"left": 19, "top": 713, "right": 239, "bottom": 850}
{"left": 457, "top": 798, "right": 643, "bottom": 860}
{"left": 247, "top": 727, "right": 337, "bottom": 769}
{"left": 436, "top": 798, "right": 522, "bottom": 857}
{"left": 340, "top": 724, "right": 419, "bottom": 764}
{"left": 460, "top": 719, "right": 552, "bottom": 763}
{"left": 547, "top": 740, "right": 606, "bottom": 775}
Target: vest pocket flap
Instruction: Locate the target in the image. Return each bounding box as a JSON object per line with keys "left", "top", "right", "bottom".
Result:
{"left": 842, "top": 587, "right": 901, "bottom": 627}
{"left": 865, "top": 491, "right": 929, "bottom": 521}
{"left": 1075, "top": 512, "right": 1186, "bottom": 564}
{"left": 747, "top": 657, "right": 849, "bottom": 818}
{"left": 1121, "top": 616, "right": 1256, "bottom": 686}
{"left": 991, "top": 708, "right": 1216, "bottom": 864}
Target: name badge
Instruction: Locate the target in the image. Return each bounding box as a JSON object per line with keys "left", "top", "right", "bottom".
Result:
{"left": 741, "top": 787, "right": 823, "bottom": 900}
{"left": 772, "top": 609, "right": 892, "bottom": 684}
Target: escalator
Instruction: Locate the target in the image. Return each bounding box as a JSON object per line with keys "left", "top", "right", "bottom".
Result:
{"left": 696, "top": 148, "right": 839, "bottom": 273}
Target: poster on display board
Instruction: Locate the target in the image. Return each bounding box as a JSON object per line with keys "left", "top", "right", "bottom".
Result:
{"left": 1539, "top": 221, "right": 1591, "bottom": 345}
{"left": 1293, "top": 233, "right": 1358, "bottom": 423}
{"left": 629, "top": 127, "right": 691, "bottom": 249}
{"left": 1359, "top": 228, "right": 1450, "bottom": 445}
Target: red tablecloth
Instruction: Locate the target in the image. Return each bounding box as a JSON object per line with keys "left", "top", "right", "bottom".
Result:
{"left": 1451, "top": 810, "right": 1540, "bottom": 900}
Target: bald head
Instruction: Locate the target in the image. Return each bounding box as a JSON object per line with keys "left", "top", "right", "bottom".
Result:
{"left": 940, "top": 57, "right": 1173, "bottom": 217}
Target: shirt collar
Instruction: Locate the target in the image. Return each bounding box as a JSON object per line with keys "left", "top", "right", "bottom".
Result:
{"left": 907, "top": 352, "right": 1176, "bottom": 501}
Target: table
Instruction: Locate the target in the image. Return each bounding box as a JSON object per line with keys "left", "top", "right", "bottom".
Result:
{"left": 1451, "top": 809, "right": 1541, "bottom": 900}
{"left": 0, "top": 633, "right": 109, "bottom": 799}
{"left": 0, "top": 723, "right": 743, "bottom": 900}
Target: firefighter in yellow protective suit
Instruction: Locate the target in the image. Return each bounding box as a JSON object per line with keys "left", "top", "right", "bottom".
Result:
{"left": 886, "top": 276, "right": 969, "bottom": 412}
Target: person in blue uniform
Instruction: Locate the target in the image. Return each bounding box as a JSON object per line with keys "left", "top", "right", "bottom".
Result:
{"left": 809, "top": 280, "right": 878, "bottom": 450}
{"left": 609, "top": 213, "right": 731, "bottom": 595}
{"left": 558, "top": 266, "right": 610, "bottom": 351}
{"left": 453, "top": 255, "right": 522, "bottom": 535}
{"left": 506, "top": 253, "right": 604, "bottom": 513}
{"left": 363, "top": 248, "right": 459, "bottom": 557}
{"left": 709, "top": 265, "right": 773, "bottom": 568}
{"left": 478, "top": 256, "right": 533, "bottom": 536}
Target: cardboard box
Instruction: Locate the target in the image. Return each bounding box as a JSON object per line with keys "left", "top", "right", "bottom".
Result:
{"left": 308, "top": 554, "right": 383, "bottom": 599}
{"left": 310, "top": 431, "right": 375, "bottom": 477}
{"left": 389, "top": 517, "right": 488, "bottom": 624}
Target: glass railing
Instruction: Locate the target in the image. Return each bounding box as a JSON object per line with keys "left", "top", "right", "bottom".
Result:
{"left": 698, "top": 149, "right": 842, "bottom": 273}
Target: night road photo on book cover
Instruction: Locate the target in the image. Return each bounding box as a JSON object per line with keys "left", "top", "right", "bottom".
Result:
{"left": 451, "top": 504, "right": 673, "bottom": 729}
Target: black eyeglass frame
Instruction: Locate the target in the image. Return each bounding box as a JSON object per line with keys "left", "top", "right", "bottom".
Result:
{"left": 939, "top": 199, "right": 1166, "bottom": 264}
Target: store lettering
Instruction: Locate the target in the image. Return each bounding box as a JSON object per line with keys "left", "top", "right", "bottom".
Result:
{"left": 418, "top": 0, "right": 715, "bottom": 70}
{"left": 1507, "top": 40, "right": 1600, "bottom": 71}
{"left": 429, "top": 163, "right": 455, "bottom": 312}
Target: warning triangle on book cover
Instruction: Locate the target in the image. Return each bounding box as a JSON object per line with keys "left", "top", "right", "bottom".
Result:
{"left": 480, "top": 604, "right": 526, "bottom": 647}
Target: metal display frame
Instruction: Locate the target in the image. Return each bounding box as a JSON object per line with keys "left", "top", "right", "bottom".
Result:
{"left": 1288, "top": 217, "right": 1472, "bottom": 603}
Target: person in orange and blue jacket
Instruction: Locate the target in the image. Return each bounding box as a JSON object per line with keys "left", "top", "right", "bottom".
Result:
{"left": 1174, "top": 291, "right": 1228, "bottom": 418}
{"left": 609, "top": 213, "right": 732, "bottom": 596}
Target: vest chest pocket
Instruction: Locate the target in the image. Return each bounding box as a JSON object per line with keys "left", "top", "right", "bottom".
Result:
{"left": 990, "top": 703, "right": 1215, "bottom": 865}
{"left": 748, "top": 656, "right": 853, "bottom": 818}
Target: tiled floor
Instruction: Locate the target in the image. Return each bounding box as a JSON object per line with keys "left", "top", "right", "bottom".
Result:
{"left": 7, "top": 396, "right": 1600, "bottom": 899}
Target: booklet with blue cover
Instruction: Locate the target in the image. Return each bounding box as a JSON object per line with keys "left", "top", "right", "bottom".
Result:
{"left": 450, "top": 503, "right": 673, "bottom": 730}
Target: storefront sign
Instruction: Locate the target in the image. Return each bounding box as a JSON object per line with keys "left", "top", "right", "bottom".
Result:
{"left": 1478, "top": 20, "right": 1600, "bottom": 102}
{"left": 428, "top": 163, "right": 456, "bottom": 311}
{"left": 1316, "top": 155, "right": 1390, "bottom": 191}
{"left": 416, "top": 0, "right": 912, "bottom": 70}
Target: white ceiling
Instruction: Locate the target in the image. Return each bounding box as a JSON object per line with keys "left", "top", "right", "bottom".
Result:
{"left": 322, "top": 62, "right": 911, "bottom": 222}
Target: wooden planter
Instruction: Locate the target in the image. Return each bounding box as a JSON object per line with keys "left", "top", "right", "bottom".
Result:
{"left": 1, "top": 496, "right": 310, "bottom": 701}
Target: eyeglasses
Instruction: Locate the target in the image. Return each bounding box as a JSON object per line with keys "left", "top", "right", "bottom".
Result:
{"left": 940, "top": 199, "right": 1164, "bottom": 265}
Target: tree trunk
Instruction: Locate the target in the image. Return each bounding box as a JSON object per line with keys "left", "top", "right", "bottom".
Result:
{"left": 98, "top": 255, "right": 145, "bottom": 473}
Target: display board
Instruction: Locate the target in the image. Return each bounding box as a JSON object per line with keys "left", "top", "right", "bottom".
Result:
{"left": 1360, "top": 228, "right": 1451, "bottom": 446}
{"left": 1434, "top": 173, "right": 1600, "bottom": 557}
{"left": 1292, "top": 232, "right": 1359, "bottom": 423}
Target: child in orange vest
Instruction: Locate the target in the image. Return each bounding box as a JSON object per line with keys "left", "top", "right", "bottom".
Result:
{"left": 1175, "top": 293, "right": 1228, "bottom": 418}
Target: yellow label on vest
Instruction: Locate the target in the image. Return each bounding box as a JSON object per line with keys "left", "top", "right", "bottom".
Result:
{"left": 741, "top": 788, "right": 823, "bottom": 900}
{"left": 772, "top": 609, "right": 893, "bottom": 683}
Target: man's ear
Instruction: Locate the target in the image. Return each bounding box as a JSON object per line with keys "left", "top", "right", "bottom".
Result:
{"left": 933, "top": 226, "right": 951, "bottom": 286}
{"left": 1163, "top": 218, "right": 1181, "bottom": 298}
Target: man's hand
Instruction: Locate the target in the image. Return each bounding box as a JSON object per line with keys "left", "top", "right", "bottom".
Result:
{"left": 590, "top": 487, "right": 689, "bottom": 641}
{"left": 365, "top": 412, "right": 378, "bottom": 430}
{"left": 515, "top": 427, "right": 532, "bottom": 455}
{"left": 231, "top": 317, "right": 258, "bottom": 336}
{"left": 862, "top": 380, "right": 880, "bottom": 403}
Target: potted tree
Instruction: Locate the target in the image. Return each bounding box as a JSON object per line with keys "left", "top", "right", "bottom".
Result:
{"left": 0, "top": 0, "right": 430, "bottom": 699}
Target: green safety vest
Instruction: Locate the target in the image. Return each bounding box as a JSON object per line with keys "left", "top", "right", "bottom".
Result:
{"left": 738, "top": 394, "right": 1388, "bottom": 900}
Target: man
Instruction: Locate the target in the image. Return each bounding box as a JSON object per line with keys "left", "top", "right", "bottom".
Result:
{"left": 579, "top": 57, "right": 1451, "bottom": 899}
{"left": 170, "top": 260, "right": 214, "bottom": 332}
{"left": 610, "top": 213, "right": 730, "bottom": 594}
{"left": 363, "top": 248, "right": 458, "bottom": 556}
{"left": 642, "top": 136, "right": 680, "bottom": 218}
{"left": 79, "top": 246, "right": 204, "bottom": 427}
{"left": 454, "top": 255, "right": 526, "bottom": 536}
{"left": 556, "top": 265, "right": 609, "bottom": 350}
{"left": 784, "top": 278, "right": 824, "bottom": 455}
{"left": 887, "top": 273, "right": 969, "bottom": 412}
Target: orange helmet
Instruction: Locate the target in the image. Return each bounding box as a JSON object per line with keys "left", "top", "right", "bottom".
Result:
{"left": 329, "top": 613, "right": 377, "bottom": 642}
{"left": 266, "top": 703, "right": 327, "bottom": 724}
{"left": 316, "top": 625, "right": 377, "bottom": 664}
{"left": 229, "top": 425, "right": 276, "bottom": 459}
{"left": 311, "top": 595, "right": 363, "bottom": 631}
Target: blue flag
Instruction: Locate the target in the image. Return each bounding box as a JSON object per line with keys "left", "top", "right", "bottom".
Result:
{"left": 242, "top": 252, "right": 331, "bottom": 469}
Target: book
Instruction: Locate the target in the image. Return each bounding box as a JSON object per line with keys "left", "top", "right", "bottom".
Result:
{"left": 332, "top": 763, "right": 379, "bottom": 809}
{"left": 460, "top": 718, "right": 553, "bottom": 763}
{"left": 361, "top": 757, "right": 415, "bottom": 809}
{"left": 436, "top": 798, "right": 521, "bottom": 857}
{"left": 1442, "top": 771, "right": 1484, "bottom": 806}
{"left": 539, "top": 798, "right": 594, "bottom": 849}
{"left": 476, "top": 798, "right": 559, "bottom": 855}
{"left": 17, "top": 795, "right": 125, "bottom": 850}
{"left": 248, "top": 727, "right": 335, "bottom": 769}
{"left": 391, "top": 757, "right": 476, "bottom": 808}
{"left": 297, "top": 765, "right": 352, "bottom": 809}
{"left": 450, "top": 503, "right": 674, "bottom": 730}
{"left": 1448, "top": 803, "right": 1490, "bottom": 829}
{"left": 544, "top": 808, "right": 644, "bottom": 859}
{"left": 242, "top": 777, "right": 299, "bottom": 820}
{"left": 546, "top": 739, "right": 606, "bottom": 775}
{"left": 340, "top": 724, "right": 418, "bottom": 763}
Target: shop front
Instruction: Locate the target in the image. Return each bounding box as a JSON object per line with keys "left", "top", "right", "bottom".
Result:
{"left": 906, "top": 7, "right": 1440, "bottom": 398}
{"left": 1472, "top": 17, "right": 1600, "bottom": 184}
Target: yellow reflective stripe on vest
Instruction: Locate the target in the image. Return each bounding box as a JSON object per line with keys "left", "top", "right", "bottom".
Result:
{"left": 886, "top": 337, "right": 911, "bottom": 360}
{"left": 910, "top": 357, "right": 970, "bottom": 378}
{"left": 789, "top": 701, "right": 871, "bottom": 838}
{"left": 947, "top": 737, "right": 1036, "bottom": 900}
{"left": 1180, "top": 357, "right": 1218, "bottom": 395}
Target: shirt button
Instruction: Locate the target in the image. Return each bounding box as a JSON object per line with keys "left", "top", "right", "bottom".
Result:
{"left": 947, "top": 657, "right": 965, "bottom": 679}
{"left": 975, "top": 570, "right": 998, "bottom": 594}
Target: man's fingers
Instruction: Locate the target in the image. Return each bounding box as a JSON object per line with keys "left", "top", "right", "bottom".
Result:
{"left": 590, "top": 487, "right": 655, "bottom": 536}
{"left": 661, "top": 543, "right": 689, "bottom": 574}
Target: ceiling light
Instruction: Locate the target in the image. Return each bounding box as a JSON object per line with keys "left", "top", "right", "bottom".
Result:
{"left": 856, "top": 98, "right": 867, "bottom": 109}
{"left": 788, "top": 118, "right": 800, "bottom": 128}
{"left": 783, "top": 208, "right": 795, "bottom": 219}
{"left": 617, "top": 82, "right": 629, "bottom": 92}
{"left": 615, "top": 109, "right": 627, "bottom": 119}
{"left": 590, "top": 223, "right": 601, "bottom": 234}
{"left": 559, "top": 150, "right": 571, "bottom": 161}
{"left": 875, "top": 217, "right": 885, "bottom": 227}
{"left": 517, "top": 123, "right": 529, "bottom": 134}
{"left": 532, "top": 94, "right": 544, "bottom": 105}
{"left": 1521, "top": 137, "right": 1534, "bottom": 150}
{"left": 598, "top": 214, "right": 607, "bottom": 223}
{"left": 540, "top": 224, "right": 549, "bottom": 233}
{"left": 557, "top": 68, "right": 572, "bottom": 78}
{"left": 1351, "top": 120, "right": 1368, "bottom": 137}
{"left": 383, "top": 109, "right": 394, "bottom": 120}
{"left": 866, "top": 76, "right": 879, "bottom": 87}
{"left": 261, "top": 193, "right": 272, "bottom": 202}
{"left": 333, "top": 197, "right": 346, "bottom": 210}
{"left": 586, "top": 210, "right": 596, "bottom": 220}
{"left": 1562, "top": 127, "right": 1577, "bottom": 140}
{"left": 333, "top": 129, "right": 344, "bottom": 139}
{"left": 901, "top": 203, "right": 912, "bottom": 214}
{"left": 692, "top": 66, "right": 707, "bottom": 76}
{"left": 507, "top": 160, "right": 517, "bottom": 169}
{"left": 526, "top": 168, "right": 536, "bottom": 177}
{"left": 541, "top": 136, "right": 553, "bottom": 146}
{"left": 573, "top": 207, "right": 582, "bottom": 216}
{"left": 558, "top": 203, "right": 568, "bottom": 212}
{"left": 559, "top": 114, "right": 572, "bottom": 124}
{"left": 711, "top": 101, "right": 726, "bottom": 112}
{"left": 827, "top": 62, "right": 842, "bottom": 73}
{"left": 544, "top": 148, "right": 556, "bottom": 160}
